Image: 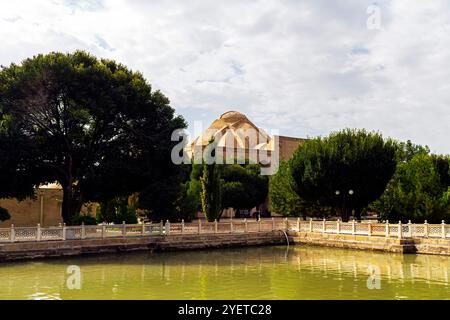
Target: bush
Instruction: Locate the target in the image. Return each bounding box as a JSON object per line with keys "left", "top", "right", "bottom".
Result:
{"left": 97, "top": 197, "right": 138, "bottom": 224}
{"left": 71, "top": 214, "right": 97, "bottom": 225}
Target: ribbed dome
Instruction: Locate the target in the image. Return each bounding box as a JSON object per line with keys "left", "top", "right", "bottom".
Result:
{"left": 188, "top": 110, "right": 273, "bottom": 151}
{"left": 220, "top": 111, "right": 249, "bottom": 122}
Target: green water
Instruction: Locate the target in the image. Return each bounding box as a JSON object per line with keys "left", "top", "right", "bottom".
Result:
{"left": 1, "top": 246, "right": 450, "bottom": 300}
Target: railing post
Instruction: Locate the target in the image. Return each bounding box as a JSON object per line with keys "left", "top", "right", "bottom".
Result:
{"left": 103, "top": 222, "right": 107, "bottom": 239}
{"left": 62, "top": 223, "right": 66, "bottom": 240}
{"left": 285, "top": 218, "right": 289, "bottom": 231}
{"left": 37, "top": 224, "right": 42, "bottom": 241}
{"left": 10, "top": 224, "right": 15, "bottom": 243}
{"left": 408, "top": 220, "right": 412, "bottom": 238}
{"left": 122, "top": 221, "right": 126, "bottom": 238}
{"left": 424, "top": 220, "right": 428, "bottom": 238}
{"left": 322, "top": 218, "right": 326, "bottom": 234}
{"left": 198, "top": 219, "right": 202, "bottom": 234}
{"left": 367, "top": 222, "right": 372, "bottom": 237}
{"left": 297, "top": 218, "right": 300, "bottom": 231}
{"left": 81, "top": 222, "right": 86, "bottom": 240}
{"left": 352, "top": 220, "right": 356, "bottom": 235}
{"left": 160, "top": 221, "right": 164, "bottom": 235}
{"left": 244, "top": 218, "right": 248, "bottom": 233}
{"left": 309, "top": 218, "right": 313, "bottom": 232}
{"left": 230, "top": 219, "right": 234, "bottom": 233}
{"left": 181, "top": 219, "right": 185, "bottom": 235}
{"left": 442, "top": 220, "right": 446, "bottom": 239}
{"left": 398, "top": 221, "right": 403, "bottom": 239}
{"left": 272, "top": 217, "right": 275, "bottom": 231}
{"left": 214, "top": 219, "right": 218, "bottom": 234}
{"left": 385, "top": 220, "right": 389, "bottom": 238}
{"left": 258, "top": 219, "right": 261, "bottom": 232}
{"left": 165, "top": 220, "right": 171, "bottom": 236}
{"left": 336, "top": 219, "right": 340, "bottom": 234}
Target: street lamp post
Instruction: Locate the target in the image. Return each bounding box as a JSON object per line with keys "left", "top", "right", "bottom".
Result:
{"left": 335, "top": 189, "right": 354, "bottom": 222}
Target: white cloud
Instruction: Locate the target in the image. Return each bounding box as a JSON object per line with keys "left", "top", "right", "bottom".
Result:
{"left": 1, "top": 0, "right": 450, "bottom": 153}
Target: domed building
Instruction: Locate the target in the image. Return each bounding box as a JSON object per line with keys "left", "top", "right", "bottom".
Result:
{"left": 187, "top": 111, "right": 307, "bottom": 218}
{"left": 187, "top": 111, "right": 306, "bottom": 165}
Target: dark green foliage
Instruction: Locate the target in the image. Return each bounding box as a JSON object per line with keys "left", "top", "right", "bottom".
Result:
{"left": 175, "top": 164, "right": 202, "bottom": 222}
{"left": 71, "top": 214, "right": 97, "bottom": 225}
{"left": 200, "top": 160, "right": 222, "bottom": 222}
{"left": 290, "top": 129, "right": 397, "bottom": 221}
{"left": 222, "top": 164, "right": 268, "bottom": 214}
{"left": 0, "top": 51, "right": 186, "bottom": 224}
{"left": 0, "top": 206, "right": 10, "bottom": 222}
{"left": 97, "top": 197, "right": 138, "bottom": 224}
{"left": 371, "top": 153, "right": 450, "bottom": 223}
{"left": 269, "top": 161, "right": 330, "bottom": 218}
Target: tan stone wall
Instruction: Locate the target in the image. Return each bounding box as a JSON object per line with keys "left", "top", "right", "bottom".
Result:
{"left": 278, "top": 135, "right": 307, "bottom": 161}
{"left": 0, "top": 189, "right": 63, "bottom": 227}
{"left": 0, "top": 188, "right": 98, "bottom": 227}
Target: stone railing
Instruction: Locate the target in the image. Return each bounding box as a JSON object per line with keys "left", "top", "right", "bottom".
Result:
{"left": 2, "top": 218, "right": 449, "bottom": 243}
{"left": 0, "top": 218, "right": 297, "bottom": 243}
{"left": 293, "top": 219, "right": 450, "bottom": 240}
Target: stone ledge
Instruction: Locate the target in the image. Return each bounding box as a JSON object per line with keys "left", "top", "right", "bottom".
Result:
{"left": 289, "top": 231, "right": 450, "bottom": 255}
{"left": 0, "top": 231, "right": 287, "bottom": 262}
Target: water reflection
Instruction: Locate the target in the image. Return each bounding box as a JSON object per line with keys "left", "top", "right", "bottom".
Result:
{"left": 1, "top": 246, "right": 450, "bottom": 300}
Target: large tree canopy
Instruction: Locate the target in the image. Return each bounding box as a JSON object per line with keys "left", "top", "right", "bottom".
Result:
{"left": 269, "top": 160, "right": 329, "bottom": 218}
{"left": 0, "top": 51, "right": 186, "bottom": 224}
{"left": 290, "top": 129, "right": 397, "bottom": 221}
{"left": 371, "top": 153, "right": 450, "bottom": 223}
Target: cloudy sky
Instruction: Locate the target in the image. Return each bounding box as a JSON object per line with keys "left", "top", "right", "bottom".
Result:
{"left": 1, "top": 0, "right": 449, "bottom": 153}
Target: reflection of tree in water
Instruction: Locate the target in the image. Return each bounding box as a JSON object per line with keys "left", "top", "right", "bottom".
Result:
{"left": 1, "top": 246, "right": 450, "bottom": 299}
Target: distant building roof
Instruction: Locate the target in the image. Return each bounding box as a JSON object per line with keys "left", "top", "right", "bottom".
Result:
{"left": 39, "top": 183, "right": 62, "bottom": 190}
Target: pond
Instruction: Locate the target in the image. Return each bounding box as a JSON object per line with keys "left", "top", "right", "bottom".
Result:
{"left": 1, "top": 245, "right": 449, "bottom": 300}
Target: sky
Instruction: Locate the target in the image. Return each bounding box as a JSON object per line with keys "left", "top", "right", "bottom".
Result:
{"left": 1, "top": 0, "right": 449, "bottom": 153}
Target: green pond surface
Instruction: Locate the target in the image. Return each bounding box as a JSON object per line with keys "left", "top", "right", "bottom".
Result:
{"left": 1, "top": 245, "right": 450, "bottom": 300}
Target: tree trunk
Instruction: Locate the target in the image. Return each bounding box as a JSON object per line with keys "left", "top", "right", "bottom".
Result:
{"left": 61, "top": 183, "right": 73, "bottom": 224}
{"left": 340, "top": 208, "right": 350, "bottom": 222}
{"left": 61, "top": 155, "right": 80, "bottom": 225}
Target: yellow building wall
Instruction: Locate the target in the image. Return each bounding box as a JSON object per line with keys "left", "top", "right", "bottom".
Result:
{"left": 0, "top": 188, "right": 98, "bottom": 227}
{"left": 0, "top": 188, "right": 63, "bottom": 227}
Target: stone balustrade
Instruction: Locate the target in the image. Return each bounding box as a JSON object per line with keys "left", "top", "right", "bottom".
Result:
{"left": 1, "top": 218, "right": 449, "bottom": 244}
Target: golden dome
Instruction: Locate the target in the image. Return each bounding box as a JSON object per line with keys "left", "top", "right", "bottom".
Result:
{"left": 189, "top": 110, "right": 272, "bottom": 151}
{"left": 220, "top": 111, "right": 249, "bottom": 122}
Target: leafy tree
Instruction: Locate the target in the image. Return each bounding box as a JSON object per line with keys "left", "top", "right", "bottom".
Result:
{"left": 72, "top": 213, "right": 97, "bottom": 225}
{"left": 0, "top": 121, "right": 49, "bottom": 200}
{"left": 97, "top": 196, "right": 138, "bottom": 224}
{"left": 290, "top": 129, "right": 397, "bottom": 221}
{"left": 0, "top": 207, "right": 10, "bottom": 222}
{"left": 137, "top": 163, "right": 190, "bottom": 222}
{"left": 0, "top": 51, "right": 185, "bottom": 224}
{"left": 222, "top": 164, "right": 268, "bottom": 216}
{"left": 269, "top": 161, "right": 329, "bottom": 218}
{"left": 371, "top": 153, "right": 450, "bottom": 223}
{"left": 175, "top": 164, "right": 202, "bottom": 222}
{"left": 200, "top": 157, "right": 222, "bottom": 222}
{"left": 395, "top": 140, "right": 430, "bottom": 162}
